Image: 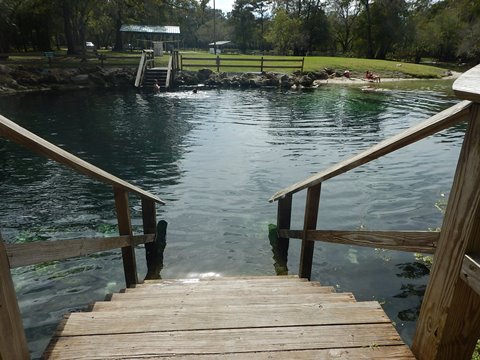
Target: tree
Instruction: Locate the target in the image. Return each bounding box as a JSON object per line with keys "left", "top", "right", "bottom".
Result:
{"left": 327, "top": 0, "right": 360, "bottom": 54}
{"left": 230, "top": 0, "right": 256, "bottom": 53}
{"left": 302, "top": 0, "right": 330, "bottom": 54}
{"left": 197, "top": 17, "right": 231, "bottom": 47}
{"left": 358, "top": 0, "right": 373, "bottom": 58}
{"left": 0, "top": 0, "right": 23, "bottom": 52}
{"left": 252, "top": 0, "right": 272, "bottom": 52}
{"left": 265, "top": 8, "right": 302, "bottom": 55}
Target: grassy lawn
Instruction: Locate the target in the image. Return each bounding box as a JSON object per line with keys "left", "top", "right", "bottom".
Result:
{"left": 179, "top": 52, "right": 447, "bottom": 78}
{"left": 1, "top": 49, "right": 448, "bottom": 78}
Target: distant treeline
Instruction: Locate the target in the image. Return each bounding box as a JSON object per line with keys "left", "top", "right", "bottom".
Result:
{"left": 0, "top": 0, "right": 478, "bottom": 63}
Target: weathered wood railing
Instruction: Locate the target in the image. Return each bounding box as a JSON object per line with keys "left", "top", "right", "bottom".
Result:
{"left": 0, "top": 114, "right": 165, "bottom": 359}
{"left": 180, "top": 55, "right": 305, "bottom": 73}
{"left": 135, "top": 49, "right": 155, "bottom": 88}
{"left": 270, "top": 64, "right": 480, "bottom": 360}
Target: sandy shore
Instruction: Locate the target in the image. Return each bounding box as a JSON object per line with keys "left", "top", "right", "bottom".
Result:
{"left": 315, "top": 71, "right": 461, "bottom": 86}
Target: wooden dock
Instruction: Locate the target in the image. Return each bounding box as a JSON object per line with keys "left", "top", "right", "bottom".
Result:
{"left": 43, "top": 276, "right": 415, "bottom": 359}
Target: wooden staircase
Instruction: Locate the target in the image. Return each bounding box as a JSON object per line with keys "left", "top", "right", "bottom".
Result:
{"left": 144, "top": 67, "right": 168, "bottom": 90}
{"left": 43, "top": 276, "right": 415, "bottom": 359}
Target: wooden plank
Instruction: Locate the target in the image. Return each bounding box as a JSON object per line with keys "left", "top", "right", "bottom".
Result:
{"left": 92, "top": 293, "right": 357, "bottom": 311}
{"left": 0, "top": 235, "right": 29, "bottom": 360}
{"left": 100, "top": 346, "right": 415, "bottom": 359}
{"left": 412, "top": 103, "right": 480, "bottom": 360}
{"left": 269, "top": 100, "right": 472, "bottom": 202}
{"left": 135, "top": 276, "right": 308, "bottom": 287}
{"left": 44, "top": 323, "right": 404, "bottom": 359}
{"left": 111, "top": 285, "right": 336, "bottom": 299}
{"left": 134, "top": 51, "right": 146, "bottom": 87}
{"left": 280, "top": 229, "right": 438, "bottom": 254}
{"left": 143, "top": 275, "right": 306, "bottom": 284}
{"left": 6, "top": 234, "right": 154, "bottom": 268}
{"left": 126, "top": 279, "right": 324, "bottom": 292}
{"left": 0, "top": 114, "right": 164, "bottom": 204}
{"left": 114, "top": 187, "right": 138, "bottom": 287}
{"left": 460, "top": 254, "right": 480, "bottom": 296}
{"left": 453, "top": 64, "right": 480, "bottom": 102}
{"left": 61, "top": 302, "right": 390, "bottom": 336}
{"left": 299, "top": 184, "right": 321, "bottom": 279}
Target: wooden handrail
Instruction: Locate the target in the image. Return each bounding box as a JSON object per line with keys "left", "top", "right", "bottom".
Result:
{"left": 461, "top": 254, "right": 480, "bottom": 297}
{"left": 166, "top": 54, "right": 173, "bottom": 89}
{"left": 453, "top": 65, "right": 480, "bottom": 102}
{"left": 269, "top": 100, "right": 472, "bottom": 202}
{"left": 279, "top": 229, "right": 438, "bottom": 254}
{"left": 0, "top": 114, "right": 164, "bottom": 204}
{"left": 5, "top": 234, "right": 155, "bottom": 268}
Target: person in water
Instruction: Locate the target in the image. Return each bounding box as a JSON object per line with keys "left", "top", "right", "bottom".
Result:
{"left": 192, "top": 88, "right": 197, "bottom": 94}
{"left": 153, "top": 79, "right": 160, "bottom": 92}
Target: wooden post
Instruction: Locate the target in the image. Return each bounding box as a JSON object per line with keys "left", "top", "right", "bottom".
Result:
{"left": 0, "top": 234, "right": 29, "bottom": 360}
{"left": 276, "top": 194, "right": 292, "bottom": 271}
{"left": 301, "top": 57, "right": 304, "bottom": 73}
{"left": 412, "top": 103, "right": 480, "bottom": 360}
{"left": 299, "top": 184, "right": 321, "bottom": 280}
{"left": 142, "top": 199, "right": 167, "bottom": 280}
{"left": 261, "top": 57, "right": 264, "bottom": 73}
{"left": 114, "top": 187, "right": 138, "bottom": 287}
{"left": 216, "top": 56, "right": 220, "bottom": 72}
{"left": 180, "top": 54, "right": 183, "bottom": 71}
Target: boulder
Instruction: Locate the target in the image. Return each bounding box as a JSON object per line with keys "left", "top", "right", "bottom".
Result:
{"left": 0, "top": 65, "right": 13, "bottom": 75}
{"left": 71, "top": 74, "right": 90, "bottom": 85}
{"left": 197, "top": 68, "right": 213, "bottom": 81}
{"left": 14, "top": 70, "right": 41, "bottom": 85}
{"left": 299, "top": 75, "right": 313, "bottom": 87}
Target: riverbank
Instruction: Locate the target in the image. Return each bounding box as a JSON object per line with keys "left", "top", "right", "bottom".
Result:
{"left": 0, "top": 65, "right": 136, "bottom": 95}
{"left": 0, "top": 65, "right": 458, "bottom": 96}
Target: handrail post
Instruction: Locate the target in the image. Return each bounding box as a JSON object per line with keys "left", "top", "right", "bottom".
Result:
{"left": 142, "top": 198, "right": 167, "bottom": 280}
{"left": 0, "top": 234, "right": 29, "bottom": 360}
{"left": 276, "top": 194, "right": 292, "bottom": 273}
{"left": 299, "top": 184, "right": 321, "bottom": 279}
{"left": 114, "top": 187, "right": 138, "bottom": 287}
{"left": 216, "top": 55, "right": 220, "bottom": 72}
{"left": 412, "top": 103, "right": 480, "bottom": 360}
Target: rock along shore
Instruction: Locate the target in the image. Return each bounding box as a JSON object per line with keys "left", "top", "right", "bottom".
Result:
{"left": 0, "top": 65, "right": 136, "bottom": 95}
{"left": 0, "top": 65, "right": 455, "bottom": 96}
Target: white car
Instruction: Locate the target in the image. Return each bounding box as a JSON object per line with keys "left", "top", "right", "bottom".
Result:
{"left": 85, "top": 42, "right": 95, "bottom": 50}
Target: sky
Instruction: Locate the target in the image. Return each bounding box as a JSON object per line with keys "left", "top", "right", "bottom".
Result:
{"left": 212, "top": 0, "right": 235, "bottom": 14}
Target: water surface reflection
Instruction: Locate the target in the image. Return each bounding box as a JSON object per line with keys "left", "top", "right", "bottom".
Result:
{"left": 0, "top": 82, "right": 462, "bottom": 357}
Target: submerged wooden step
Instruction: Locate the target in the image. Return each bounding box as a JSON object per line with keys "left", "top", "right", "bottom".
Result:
{"left": 44, "top": 276, "right": 415, "bottom": 359}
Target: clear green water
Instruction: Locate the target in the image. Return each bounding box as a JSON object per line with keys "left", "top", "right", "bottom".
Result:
{"left": 0, "top": 81, "right": 464, "bottom": 358}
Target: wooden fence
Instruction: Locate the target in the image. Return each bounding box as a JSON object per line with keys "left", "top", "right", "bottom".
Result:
{"left": 180, "top": 55, "right": 304, "bottom": 73}
{"left": 270, "top": 64, "right": 480, "bottom": 360}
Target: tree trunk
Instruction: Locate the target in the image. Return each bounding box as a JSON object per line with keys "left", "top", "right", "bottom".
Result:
{"left": 62, "top": 0, "right": 77, "bottom": 55}
{"left": 361, "top": 0, "right": 374, "bottom": 59}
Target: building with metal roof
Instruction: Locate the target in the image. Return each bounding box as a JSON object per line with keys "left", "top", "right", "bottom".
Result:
{"left": 120, "top": 25, "right": 181, "bottom": 52}
{"left": 120, "top": 25, "right": 180, "bottom": 34}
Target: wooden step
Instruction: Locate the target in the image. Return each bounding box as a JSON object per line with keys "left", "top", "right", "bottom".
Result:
{"left": 43, "top": 276, "right": 415, "bottom": 359}
{"left": 91, "top": 292, "right": 357, "bottom": 311}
